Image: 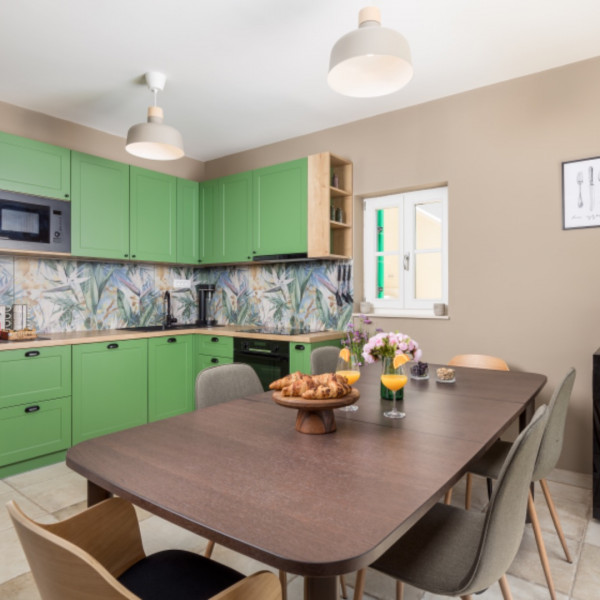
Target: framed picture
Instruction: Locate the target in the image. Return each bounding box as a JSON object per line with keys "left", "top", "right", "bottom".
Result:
{"left": 563, "top": 156, "right": 600, "bottom": 229}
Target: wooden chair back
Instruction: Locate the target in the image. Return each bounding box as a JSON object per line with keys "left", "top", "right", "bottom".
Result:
{"left": 448, "top": 354, "right": 509, "bottom": 371}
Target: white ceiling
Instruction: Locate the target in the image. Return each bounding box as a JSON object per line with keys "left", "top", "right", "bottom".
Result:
{"left": 1, "top": 0, "right": 600, "bottom": 162}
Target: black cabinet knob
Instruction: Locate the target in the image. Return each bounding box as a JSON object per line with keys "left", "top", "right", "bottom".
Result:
{"left": 25, "top": 405, "right": 40, "bottom": 413}
{"left": 25, "top": 351, "right": 40, "bottom": 358}
{"left": 167, "top": 338, "right": 176, "bottom": 343}
{"left": 107, "top": 343, "right": 119, "bottom": 349}
{"left": 211, "top": 358, "right": 219, "bottom": 364}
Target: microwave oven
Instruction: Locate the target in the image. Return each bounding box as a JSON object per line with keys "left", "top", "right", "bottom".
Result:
{"left": 0, "top": 190, "right": 70, "bottom": 253}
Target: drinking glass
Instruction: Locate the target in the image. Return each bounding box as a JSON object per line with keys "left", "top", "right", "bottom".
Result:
{"left": 335, "top": 353, "right": 360, "bottom": 412}
{"left": 381, "top": 356, "right": 408, "bottom": 419}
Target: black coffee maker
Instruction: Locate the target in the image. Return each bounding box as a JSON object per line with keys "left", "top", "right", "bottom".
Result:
{"left": 196, "top": 284, "right": 217, "bottom": 326}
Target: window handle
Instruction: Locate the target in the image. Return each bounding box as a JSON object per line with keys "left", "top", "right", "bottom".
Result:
{"left": 403, "top": 253, "right": 410, "bottom": 271}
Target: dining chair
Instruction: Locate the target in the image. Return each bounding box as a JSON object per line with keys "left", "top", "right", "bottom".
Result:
{"left": 467, "top": 367, "right": 576, "bottom": 600}
{"left": 446, "top": 354, "right": 510, "bottom": 507}
{"left": 352, "top": 404, "right": 548, "bottom": 600}
{"left": 7, "top": 496, "right": 281, "bottom": 600}
{"left": 310, "top": 345, "right": 340, "bottom": 374}
{"left": 195, "top": 363, "right": 290, "bottom": 599}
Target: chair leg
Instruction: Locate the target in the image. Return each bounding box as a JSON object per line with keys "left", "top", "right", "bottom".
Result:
{"left": 279, "top": 570, "right": 287, "bottom": 600}
{"left": 353, "top": 569, "right": 366, "bottom": 600}
{"left": 528, "top": 491, "right": 557, "bottom": 600}
{"left": 204, "top": 539, "right": 215, "bottom": 558}
{"left": 465, "top": 472, "right": 473, "bottom": 510}
{"left": 396, "top": 580, "right": 404, "bottom": 600}
{"left": 459, "top": 595, "right": 472, "bottom": 600}
{"left": 498, "top": 574, "right": 513, "bottom": 600}
{"left": 339, "top": 575, "right": 348, "bottom": 599}
{"left": 444, "top": 488, "right": 453, "bottom": 504}
{"left": 540, "top": 478, "right": 573, "bottom": 563}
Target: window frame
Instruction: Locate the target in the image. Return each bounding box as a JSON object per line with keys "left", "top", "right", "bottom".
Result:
{"left": 363, "top": 186, "right": 448, "bottom": 315}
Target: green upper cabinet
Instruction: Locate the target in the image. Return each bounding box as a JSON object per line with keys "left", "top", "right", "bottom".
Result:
{"left": 0, "top": 131, "right": 71, "bottom": 200}
{"left": 220, "top": 171, "right": 253, "bottom": 263}
{"left": 71, "top": 152, "right": 130, "bottom": 260}
{"left": 252, "top": 158, "right": 308, "bottom": 257}
{"left": 130, "top": 167, "right": 177, "bottom": 263}
{"left": 176, "top": 178, "right": 200, "bottom": 265}
{"left": 199, "top": 179, "right": 221, "bottom": 264}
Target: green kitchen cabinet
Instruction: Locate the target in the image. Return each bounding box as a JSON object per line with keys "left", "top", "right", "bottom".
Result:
{"left": 72, "top": 339, "right": 148, "bottom": 444}
{"left": 252, "top": 158, "right": 308, "bottom": 257}
{"left": 176, "top": 178, "right": 200, "bottom": 265}
{"left": 148, "top": 335, "right": 194, "bottom": 422}
{"left": 289, "top": 340, "right": 342, "bottom": 374}
{"left": 199, "top": 179, "right": 221, "bottom": 264}
{"left": 0, "top": 396, "right": 71, "bottom": 468}
{"left": 71, "top": 152, "right": 130, "bottom": 260}
{"left": 0, "top": 345, "right": 71, "bottom": 409}
{"left": 195, "top": 334, "right": 234, "bottom": 377}
{"left": 0, "top": 131, "right": 71, "bottom": 200}
{"left": 130, "top": 167, "right": 177, "bottom": 262}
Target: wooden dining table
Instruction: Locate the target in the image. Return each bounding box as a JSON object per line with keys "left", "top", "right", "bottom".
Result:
{"left": 66, "top": 363, "right": 546, "bottom": 600}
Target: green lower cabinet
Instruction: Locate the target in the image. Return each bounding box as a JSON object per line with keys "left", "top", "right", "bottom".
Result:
{"left": 0, "top": 397, "right": 71, "bottom": 468}
{"left": 196, "top": 354, "right": 233, "bottom": 374}
{"left": 148, "top": 335, "right": 194, "bottom": 422}
{"left": 72, "top": 339, "right": 148, "bottom": 444}
{"left": 289, "top": 340, "right": 342, "bottom": 374}
{"left": 195, "top": 334, "right": 234, "bottom": 380}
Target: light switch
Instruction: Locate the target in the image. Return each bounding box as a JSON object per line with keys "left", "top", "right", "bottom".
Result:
{"left": 173, "top": 279, "right": 191, "bottom": 289}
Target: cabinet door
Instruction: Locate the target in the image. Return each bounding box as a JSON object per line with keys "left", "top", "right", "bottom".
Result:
{"left": 71, "top": 152, "right": 130, "bottom": 260}
{"left": 289, "top": 340, "right": 341, "bottom": 374}
{"left": 196, "top": 334, "right": 233, "bottom": 357}
{"left": 176, "top": 178, "right": 200, "bottom": 265}
{"left": 130, "top": 167, "right": 177, "bottom": 262}
{"left": 0, "top": 345, "right": 71, "bottom": 409}
{"left": 195, "top": 354, "right": 233, "bottom": 377}
{"left": 252, "top": 158, "right": 308, "bottom": 257}
{"left": 148, "top": 335, "right": 194, "bottom": 422}
{"left": 0, "top": 131, "right": 71, "bottom": 200}
{"left": 72, "top": 339, "right": 148, "bottom": 444}
{"left": 199, "top": 179, "right": 222, "bottom": 264}
{"left": 220, "top": 171, "right": 252, "bottom": 263}
{"left": 0, "top": 397, "right": 71, "bottom": 467}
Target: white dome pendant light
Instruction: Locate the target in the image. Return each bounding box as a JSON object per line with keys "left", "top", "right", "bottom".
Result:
{"left": 126, "top": 72, "right": 184, "bottom": 161}
{"left": 328, "top": 6, "right": 413, "bottom": 98}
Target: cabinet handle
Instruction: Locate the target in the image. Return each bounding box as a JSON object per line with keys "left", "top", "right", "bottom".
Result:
{"left": 25, "top": 405, "right": 40, "bottom": 413}
{"left": 211, "top": 358, "right": 219, "bottom": 364}
{"left": 132, "top": 255, "right": 136, "bottom": 259}
{"left": 167, "top": 337, "right": 177, "bottom": 343}
{"left": 124, "top": 254, "right": 129, "bottom": 258}
{"left": 198, "top": 259, "right": 202, "bottom": 263}
{"left": 295, "top": 344, "right": 305, "bottom": 351}
{"left": 64, "top": 194, "right": 69, "bottom": 198}
{"left": 107, "top": 343, "right": 119, "bottom": 349}
{"left": 211, "top": 337, "right": 219, "bottom": 343}
{"left": 25, "top": 351, "right": 40, "bottom": 358}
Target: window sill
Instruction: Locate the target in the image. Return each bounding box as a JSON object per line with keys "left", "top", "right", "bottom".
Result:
{"left": 352, "top": 312, "right": 449, "bottom": 320}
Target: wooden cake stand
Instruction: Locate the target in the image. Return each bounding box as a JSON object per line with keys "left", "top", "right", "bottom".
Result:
{"left": 272, "top": 389, "right": 360, "bottom": 434}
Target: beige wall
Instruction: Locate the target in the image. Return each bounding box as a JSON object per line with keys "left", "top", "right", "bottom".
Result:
{"left": 0, "top": 100, "right": 205, "bottom": 181}
{"left": 206, "top": 56, "right": 600, "bottom": 474}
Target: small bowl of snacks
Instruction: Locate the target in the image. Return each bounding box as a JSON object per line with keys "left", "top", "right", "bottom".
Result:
{"left": 436, "top": 367, "right": 456, "bottom": 383}
{"left": 410, "top": 361, "right": 429, "bottom": 380}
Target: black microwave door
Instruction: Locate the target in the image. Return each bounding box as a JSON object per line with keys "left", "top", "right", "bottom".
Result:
{"left": 0, "top": 200, "right": 50, "bottom": 243}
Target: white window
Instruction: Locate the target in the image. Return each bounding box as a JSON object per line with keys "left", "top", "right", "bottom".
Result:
{"left": 363, "top": 186, "right": 448, "bottom": 315}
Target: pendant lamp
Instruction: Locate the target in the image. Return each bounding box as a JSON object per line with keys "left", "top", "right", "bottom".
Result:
{"left": 125, "top": 72, "right": 184, "bottom": 161}
{"left": 328, "top": 6, "right": 413, "bottom": 98}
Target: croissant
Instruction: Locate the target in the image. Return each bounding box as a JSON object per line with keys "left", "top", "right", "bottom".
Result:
{"left": 302, "top": 381, "right": 351, "bottom": 399}
{"left": 269, "top": 371, "right": 304, "bottom": 390}
{"left": 281, "top": 379, "right": 316, "bottom": 396}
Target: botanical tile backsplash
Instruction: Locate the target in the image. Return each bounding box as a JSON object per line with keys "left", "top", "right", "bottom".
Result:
{"left": 0, "top": 256, "right": 353, "bottom": 333}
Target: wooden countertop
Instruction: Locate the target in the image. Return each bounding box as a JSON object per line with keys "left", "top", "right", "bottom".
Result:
{"left": 0, "top": 325, "right": 345, "bottom": 350}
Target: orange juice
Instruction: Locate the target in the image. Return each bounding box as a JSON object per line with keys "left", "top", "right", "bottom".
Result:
{"left": 381, "top": 374, "right": 408, "bottom": 392}
{"left": 336, "top": 370, "right": 360, "bottom": 385}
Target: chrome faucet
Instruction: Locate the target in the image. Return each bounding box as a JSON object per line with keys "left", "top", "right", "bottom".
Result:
{"left": 163, "top": 291, "right": 177, "bottom": 329}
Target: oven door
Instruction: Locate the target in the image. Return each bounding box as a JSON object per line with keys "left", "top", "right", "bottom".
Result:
{"left": 234, "top": 340, "right": 289, "bottom": 391}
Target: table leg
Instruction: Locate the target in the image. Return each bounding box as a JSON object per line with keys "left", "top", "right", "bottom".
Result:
{"left": 304, "top": 575, "right": 337, "bottom": 600}
{"left": 87, "top": 480, "right": 112, "bottom": 507}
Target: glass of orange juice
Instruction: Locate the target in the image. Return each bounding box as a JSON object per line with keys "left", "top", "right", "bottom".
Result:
{"left": 336, "top": 349, "right": 360, "bottom": 412}
{"left": 381, "top": 355, "right": 408, "bottom": 419}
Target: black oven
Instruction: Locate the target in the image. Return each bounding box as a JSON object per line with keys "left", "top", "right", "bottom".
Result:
{"left": 234, "top": 338, "right": 289, "bottom": 391}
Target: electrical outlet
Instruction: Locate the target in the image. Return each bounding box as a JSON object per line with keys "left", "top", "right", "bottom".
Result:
{"left": 173, "top": 279, "right": 191, "bottom": 289}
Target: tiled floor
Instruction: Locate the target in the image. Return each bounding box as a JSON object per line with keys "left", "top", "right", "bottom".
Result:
{"left": 0, "top": 462, "right": 597, "bottom": 599}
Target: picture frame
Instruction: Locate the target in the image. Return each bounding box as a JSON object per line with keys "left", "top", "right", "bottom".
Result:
{"left": 562, "top": 156, "right": 600, "bottom": 229}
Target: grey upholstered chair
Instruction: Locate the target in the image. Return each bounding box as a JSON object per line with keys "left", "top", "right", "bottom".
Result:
{"left": 195, "top": 363, "right": 289, "bottom": 599}
{"left": 310, "top": 345, "right": 340, "bottom": 374}
{"left": 352, "top": 404, "right": 548, "bottom": 600}
{"left": 467, "top": 368, "right": 576, "bottom": 600}
{"left": 195, "top": 363, "right": 263, "bottom": 409}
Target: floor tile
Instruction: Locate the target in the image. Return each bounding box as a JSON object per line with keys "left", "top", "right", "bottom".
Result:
{"left": 0, "top": 572, "right": 41, "bottom": 600}
{"left": 0, "top": 489, "right": 49, "bottom": 533}
{"left": 572, "top": 544, "right": 600, "bottom": 600}
{"left": 0, "top": 526, "right": 31, "bottom": 585}
{"left": 4, "top": 461, "right": 72, "bottom": 489}
{"left": 583, "top": 518, "right": 600, "bottom": 547}
{"left": 548, "top": 469, "right": 593, "bottom": 490}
